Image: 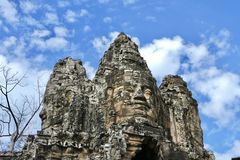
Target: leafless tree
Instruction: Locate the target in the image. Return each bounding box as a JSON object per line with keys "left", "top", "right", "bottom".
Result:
{"left": 0, "top": 66, "right": 43, "bottom": 153}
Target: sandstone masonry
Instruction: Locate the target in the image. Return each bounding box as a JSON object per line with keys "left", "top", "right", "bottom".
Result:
{"left": 21, "top": 33, "right": 215, "bottom": 160}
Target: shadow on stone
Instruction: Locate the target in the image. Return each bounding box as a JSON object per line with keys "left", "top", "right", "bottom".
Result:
{"left": 167, "top": 150, "right": 187, "bottom": 160}
{"left": 132, "top": 138, "right": 159, "bottom": 160}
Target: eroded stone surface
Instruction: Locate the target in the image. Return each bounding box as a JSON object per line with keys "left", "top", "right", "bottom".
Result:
{"left": 21, "top": 33, "right": 215, "bottom": 160}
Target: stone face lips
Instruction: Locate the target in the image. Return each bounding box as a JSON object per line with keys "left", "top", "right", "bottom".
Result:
{"left": 21, "top": 33, "right": 215, "bottom": 160}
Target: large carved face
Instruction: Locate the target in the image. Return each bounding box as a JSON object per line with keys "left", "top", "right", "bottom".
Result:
{"left": 108, "top": 70, "right": 158, "bottom": 126}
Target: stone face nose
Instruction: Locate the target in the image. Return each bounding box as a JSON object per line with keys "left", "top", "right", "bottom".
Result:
{"left": 133, "top": 86, "right": 146, "bottom": 101}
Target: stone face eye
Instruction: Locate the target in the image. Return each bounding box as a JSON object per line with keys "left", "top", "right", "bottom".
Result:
{"left": 125, "top": 86, "right": 134, "bottom": 92}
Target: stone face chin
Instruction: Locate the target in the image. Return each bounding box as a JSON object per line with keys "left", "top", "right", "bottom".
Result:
{"left": 20, "top": 33, "right": 215, "bottom": 160}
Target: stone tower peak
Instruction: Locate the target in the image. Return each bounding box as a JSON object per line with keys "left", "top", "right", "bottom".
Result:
{"left": 94, "top": 32, "right": 152, "bottom": 82}
{"left": 111, "top": 32, "right": 138, "bottom": 50}
{"left": 113, "top": 32, "right": 131, "bottom": 43}
{"left": 53, "top": 57, "right": 86, "bottom": 78}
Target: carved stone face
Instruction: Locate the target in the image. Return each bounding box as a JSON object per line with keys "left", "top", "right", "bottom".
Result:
{"left": 108, "top": 70, "right": 158, "bottom": 125}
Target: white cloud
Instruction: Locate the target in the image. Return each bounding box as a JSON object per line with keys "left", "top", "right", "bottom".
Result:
{"left": 83, "top": 62, "right": 96, "bottom": 79}
{"left": 137, "top": 30, "right": 229, "bottom": 76}
{"left": 64, "top": 9, "right": 88, "bottom": 23}
{"left": 14, "top": 38, "right": 26, "bottom": 57}
{"left": 3, "top": 36, "right": 17, "bottom": 48}
{"left": 80, "top": 9, "right": 89, "bottom": 17}
{"left": 110, "top": 31, "right": 120, "bottom": 38}
{"left": 0, "top": 54, "right": 7, "bottom": 65}
{"left": 64, "top": 10, "right": 77, "bottom": 23}
{"left": 22, "top": 16, "right": 43, "bottom": 28}
{"left": 138, "top": 29, "right": 239, "bottom": 128}
{"left": 123, "top": 0, "right": 138, "bottom": 5}
{"left": 20, "top": 0, "right": 39, "bottom": 14}
{"left": 0, "top": 0, "right": 19, "bottom": 23}
{"left": 140, "top": 36, "right": 184, "bottom": 80}
{"left": 47, "top": 37, "right": 68, "bottom": 50}
{"left": 92, "top": 36, "right": 109, "bottom": 53}
{"left": 58, "top": 0, "right": 70, "bottom": 8}
{"left": 43, "top": 4, "right": 55, "bottom": 12}
{"left": 208, "top": 29, "right": 230, "bottom": 51}
{"left": 0, "top": 36, "right": 26, "bottom": 57}
{"left": 103, "top": 17, "right": 112, "bottom": 23}
{"left": 197, "top": 29, "right": 231, "bottom": 61}
{"left": 32, "top": 29, "right": 51, "bottom": 38}
{"left": 215, "top": 140, "right": 240, "bottom": 160}
{"left": 44, "top": 12, "right": 59, "bottom": 25}
{"left": 54, "top": 26, "right": 68, "bottom": 37}
{"left": 33, "top": 54, "right": 46, "bottom": 63}
{"left": 31, "top": 38, "right": 46, "bottom": 50}
{"left": 92, "top": 31, "right": 119, "bottom": 53}
{"left": 185, "top": 44, "right": 213, "bottom": 68}
{"left": 31, "top": 37, "right": 69, "bottom": 51}
{"left": 83, "top": 25, "right": 91, "bottom": 32}
{"left": 46, "top": 37, "right": 68, "bottom": 50}
{"left": 131, "top": 36, "right": 140, "bottom": 46}
{"left": 184, "top": 68, "right": 240, "bottom": 127}
{"left": 204, "top": 143, "right": 213, "bottom": 151}
{"left": 0, "top": 20, "right": 9, "bottom": 33}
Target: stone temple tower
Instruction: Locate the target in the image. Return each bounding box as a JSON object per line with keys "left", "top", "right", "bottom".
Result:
{"left": 21, "top": 33, "right": 215, "bottom": 160}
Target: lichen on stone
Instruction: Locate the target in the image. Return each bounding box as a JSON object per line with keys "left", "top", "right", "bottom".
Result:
{"left": 21, "top": 33, "right": 215, "bottom": 160}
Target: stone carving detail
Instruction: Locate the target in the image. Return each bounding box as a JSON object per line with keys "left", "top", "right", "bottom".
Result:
{"left": 21, "top": 33, "right": 215, "bottom": 160}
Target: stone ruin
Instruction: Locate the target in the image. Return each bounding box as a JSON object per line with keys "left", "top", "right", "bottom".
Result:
{"left": 20, "top": 33, "right": 215, "bottom": 159}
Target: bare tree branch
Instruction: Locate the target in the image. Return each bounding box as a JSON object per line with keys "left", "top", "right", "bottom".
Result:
{"left": 19, "top": 80, "right": 42, "bottom": 138}
{"left": 0, "top": 66, "right": 43, "bottom": 153}
{"left": 0, "top": 105, "right": 11, "bottom": 135}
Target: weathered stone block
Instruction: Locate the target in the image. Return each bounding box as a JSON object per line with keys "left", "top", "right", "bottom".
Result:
{"left": 21, "top": 33, "right": 214, "bottom": 160}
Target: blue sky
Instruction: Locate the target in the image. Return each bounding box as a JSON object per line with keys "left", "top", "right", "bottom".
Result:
{"left": 0, "top": 0, "right": 240, "bottom": 159}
